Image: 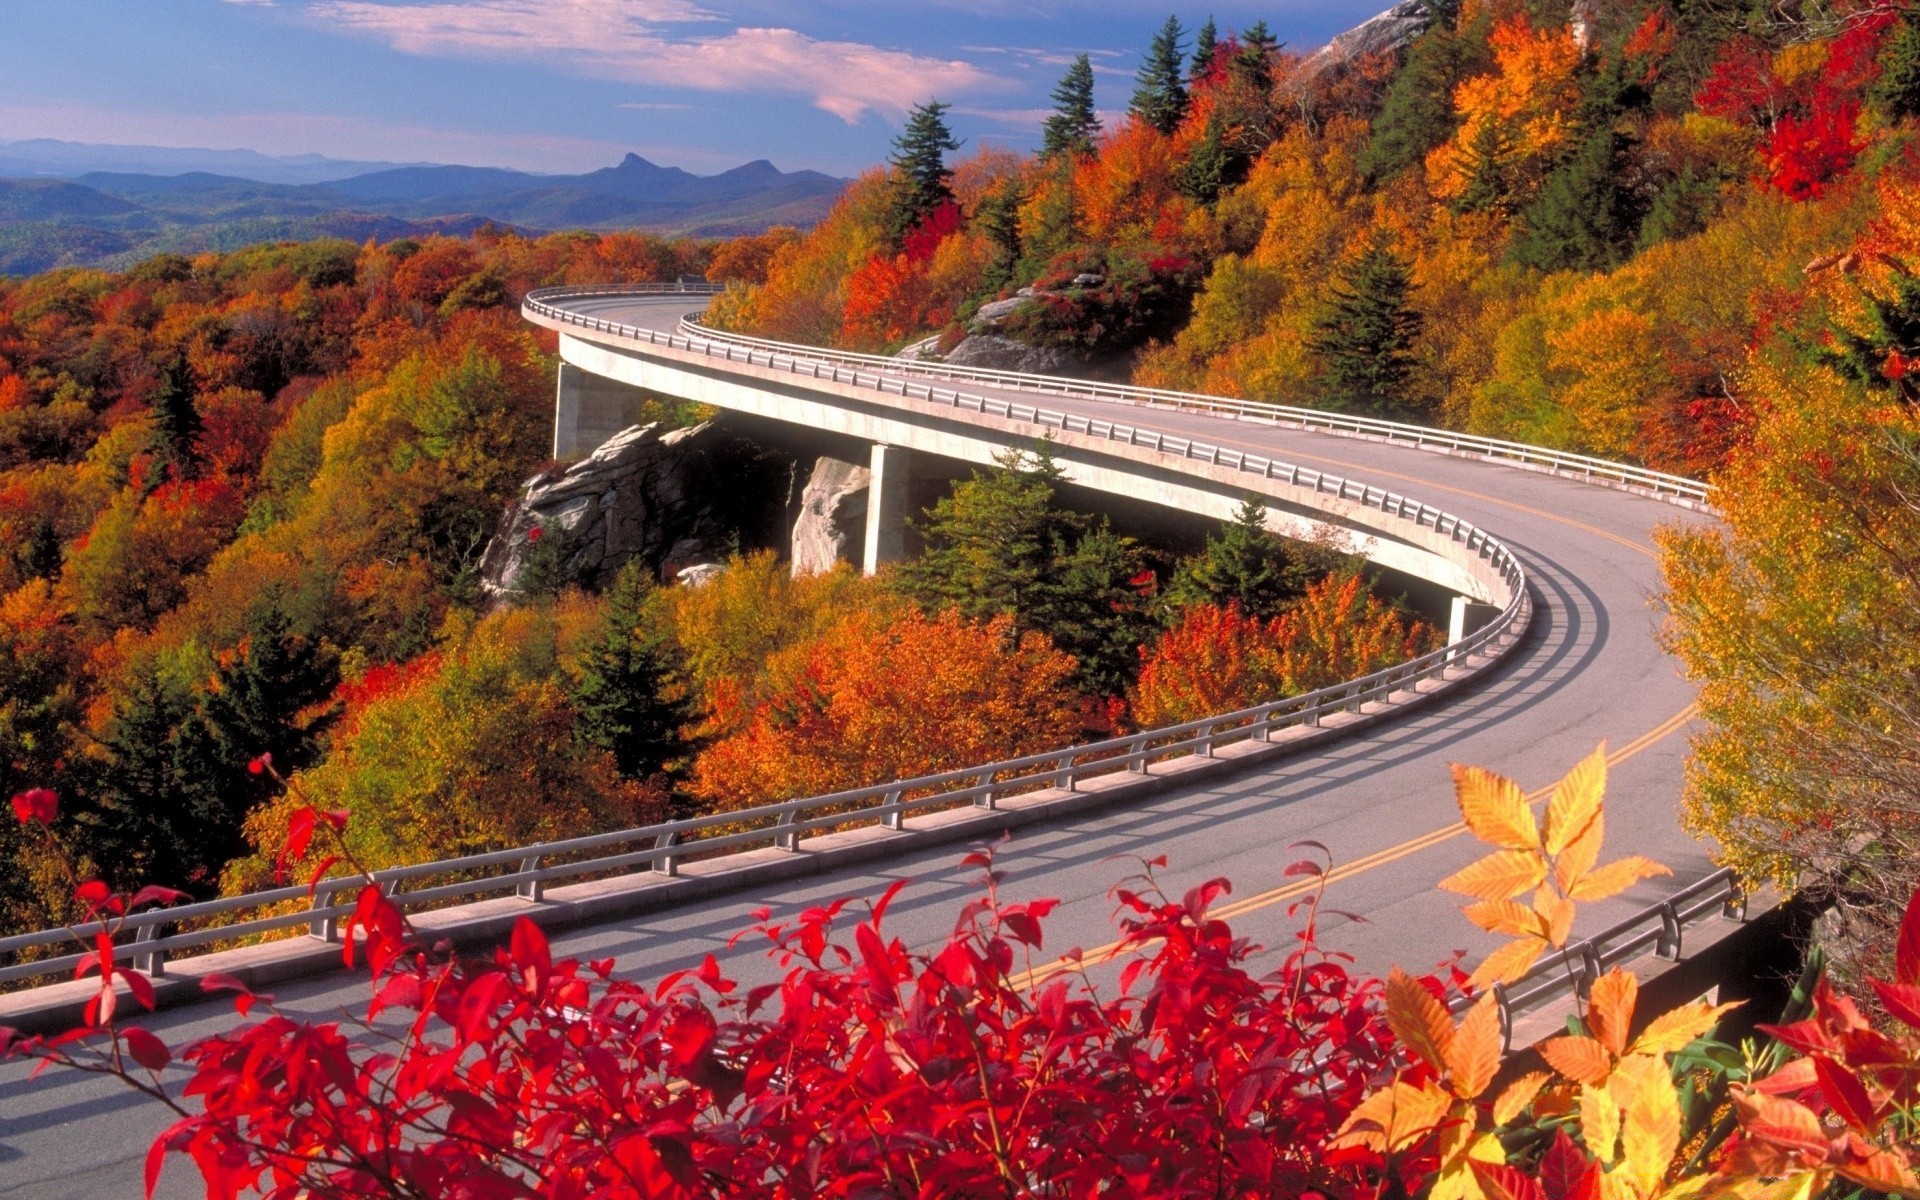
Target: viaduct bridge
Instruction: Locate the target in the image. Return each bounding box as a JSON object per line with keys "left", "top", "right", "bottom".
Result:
{"left": 0, "top": 285, "right": 1743, "bottom": 1198}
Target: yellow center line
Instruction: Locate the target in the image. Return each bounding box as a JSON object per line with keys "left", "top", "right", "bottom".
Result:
{"left": 1009, "top": 701, "right": 1700, "bottom": 991}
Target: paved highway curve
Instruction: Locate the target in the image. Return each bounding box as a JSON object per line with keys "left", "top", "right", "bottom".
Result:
{"left": 0, "top": 294, "right": 1715, "bottom": 1197}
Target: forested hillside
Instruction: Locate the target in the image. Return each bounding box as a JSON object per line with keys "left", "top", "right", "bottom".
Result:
{"left": 716, "top": 0, "right": 1916, "bottom": 476}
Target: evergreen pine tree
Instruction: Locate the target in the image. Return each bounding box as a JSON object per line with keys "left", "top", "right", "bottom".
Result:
{"left": 20, "top": 518, "right": 61, "bottom": 581}
{"left": 1130, "top": 16, "right": 1190, "bottom": 135}
{"left": 1231, "top": 20, "right": 1281, "bottom": 90}
{"left": 571, "top": 561, "right": 688, "bottom": 782}
{"left": 1358, "top": 9, "right": 1491, "bottom": 183}
{"left": 1190, "top": 17, "right": 1219, "bottom": 83}
{"left": 1871, "top": 8, "right": 1920, "bottom": 123}
{"left": 1164, "top": 497, "right": 1301, "bottom": 619}
{"left": 1176, "top": 108, "right": 1242, "bottom": 202}
{"left": 1512, "top": 126, "right": 1644, "bottom": 273}
{"left": 898, "top": 442, "right": 1150, "bottom": 695}
{"left": 1308, "top": 236, "right": 1425, "bottom": 416}
{"left": 977, "top": 179, "right": 1025, "bottom": 291}
{"left": 1452, "top": 118, "right": 1510, "bottom": 214}
{"left": 1042, "top": 55, "right": 1102, "bottom": 159}
{"left": 887, "top": 100, "right": 962, "bottom": 245}
{"left": 1513, "top": 56, "right": 1648, "bottom": 272}
{"left": 150, "top": 352, "right": 202, "bottom": 474}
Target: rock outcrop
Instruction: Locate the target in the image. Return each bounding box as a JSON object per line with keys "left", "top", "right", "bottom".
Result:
{"left": 1302, "top": 0, "right": 1434, "bottom": 78}
{"left": 941, "top": 333, "right": 1079, "bottom": 374}
{"left": 480, "top": 420, "right": 761, "bottom": 600}
{"left": 789, "top": 455, "right": 870, "bottom": 577}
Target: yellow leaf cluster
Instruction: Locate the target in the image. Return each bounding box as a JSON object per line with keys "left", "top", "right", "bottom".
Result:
{"left": 1442, "top": 744, "right": 1672, "bottom": 987}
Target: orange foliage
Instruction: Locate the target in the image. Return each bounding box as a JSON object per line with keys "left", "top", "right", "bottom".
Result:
{"left": 688, "top": 608, "right": 1083, "bottom": 812}
{"left": 1426, "top": 16, "right": 1582, "bottom": 205}
{"left": 1074, "top": 122, "right": 1191, "bottom": 247}
{"left": 1134, "top": 577, "right": 1438, "bottom": 728}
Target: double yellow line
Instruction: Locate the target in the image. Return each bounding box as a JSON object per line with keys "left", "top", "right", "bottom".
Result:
{"left": 1010, "top": 701, "right": 1700, "bottom": 992}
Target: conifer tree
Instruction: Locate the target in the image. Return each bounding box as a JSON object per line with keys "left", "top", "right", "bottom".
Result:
{"left": 1358, "top": 9, "right": 1490, "bottom": 183}
{"left": 1452, "top": 118, "right": 1510, "bottom": 214}
{"left": 898, "top": 442, "right": 1150, "bottom": 695}
{"left": 1308, "top": 236, "right": 1424, "bottom": 416}
{"left": 1177, "top": 108, "right": 1240, "bottom": 202}
{"left": 887, "top": 100, "right": 962, "bottom": 245}
{"left": 1512, "top": 126, "right": 1643, "bottom": 273}
{"left": 1164, "top": 497, "right": 1311, "bottom": 619}
{"left": 1871, "top": 8, "right": 1920, "bottom": 123}
{"left": 1042, "top": 55, "right": 1102, "bottom": 159}
{"left": 1512, "top": 56, "right": 1647, "bottom": 272}
{"left": 1130, "top": 16, "right": 1190, "bottom": 135}
{"left": 150, "top": 352, "right": 202, "bottom": 474}
{"left": 20, "top": 518, "right": 61, "bottom": 582}
{"left": 571, "top": 560, "right": 688, "bottom": 782}
{"left": 1232, "top": 20, "right": 1281, "bottom": 90}
{"left": 1190, "top": 17, "right": 1220, "bottom": 83}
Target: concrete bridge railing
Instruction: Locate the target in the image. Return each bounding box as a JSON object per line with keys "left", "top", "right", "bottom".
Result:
{"left": 666, "top": 312, "right": 1711, "bottom": 508}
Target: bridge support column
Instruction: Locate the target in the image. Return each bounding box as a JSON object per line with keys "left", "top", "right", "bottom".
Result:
{"left": 862, "top": 443, "right": 911, "bottom": 575}
{"left": 1448, "top": 595, "right": 1502, "bottom": 645}
{"left": 554, "top": 363, "right": 651, "bottom": 461}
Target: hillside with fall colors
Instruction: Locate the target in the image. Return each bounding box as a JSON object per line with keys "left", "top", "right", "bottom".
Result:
{"left": 714, "top": 0, "right": 1920, "bottom": 478}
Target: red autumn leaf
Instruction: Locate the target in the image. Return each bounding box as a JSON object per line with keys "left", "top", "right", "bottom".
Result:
{"left": 11, "top": 787, "right": 57, "bottom": 825}
{"left": 73, "top": 879, "right": 114, "bottom": 915}
{"left": 127, "top": 885, "right": 190, "bottom": 911}
{"left": 121, "top": 1026, "right": 171, "bottom": 1072}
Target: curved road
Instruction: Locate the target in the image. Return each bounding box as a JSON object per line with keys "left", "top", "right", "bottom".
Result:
{"left": 0, "top": 295, "right": 1713, "bottom": 1198}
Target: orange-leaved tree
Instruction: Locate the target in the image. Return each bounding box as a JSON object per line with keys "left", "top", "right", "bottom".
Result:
{"left": 688, "top": 606, "right": 1083, "bottom": 812}
{"left": 1134, "top": 574, "right": 1438, "bottom": 728}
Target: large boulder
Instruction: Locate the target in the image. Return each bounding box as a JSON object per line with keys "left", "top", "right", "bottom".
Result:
{"left": 789, "top": 455, "right": 870, "bottom": 577}
{"left": 941, "top": 333, "right": 1079, "bottom": 374}
{"left": 480, "top": 420, "right": 769, "bottom": 600}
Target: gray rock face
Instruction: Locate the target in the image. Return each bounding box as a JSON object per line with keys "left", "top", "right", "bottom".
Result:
{"left": 1304, "top": 0, "right": 1433, "bottom": 76}
{"left": 789, "top": 455, "right": 871, "bottom": 577}
{"left": 941, "top": 333, "right": 1078, "bottom": 374}
{"left": 480, "top": 421, "right": 740, "bottom": 601}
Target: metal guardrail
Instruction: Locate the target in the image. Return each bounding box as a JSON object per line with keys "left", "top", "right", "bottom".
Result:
{"left": 1453, "top": 868, "right": 1745, "bottom": 1048}
{"left": 669, "top": 312, "right": 1711, "bottom": 507}
{"left": 0, "top": 293, "right": 1534, "bottom": 988}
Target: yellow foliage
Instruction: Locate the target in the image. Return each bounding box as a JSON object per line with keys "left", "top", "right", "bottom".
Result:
{"left": 1426, "top": 17, "right": 1582, "bottom": 206}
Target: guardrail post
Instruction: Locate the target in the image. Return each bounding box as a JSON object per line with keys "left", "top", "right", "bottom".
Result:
{"left": 1055, "top": 754, "right": 1076, "bottom": 792}
{"left": 1657, "top": 900, "right": 1683, "bottom": 958}
{"left": 133, "top": 922, "right": 167, "bottom": 977}
{"left": 973, "top": 773, "right": 996, "bottom": 809}
{"left": 881, "top": 788, "right": 907, "bottom": 830}
{"left": 516, "top": 855, "right": 545, "bottom": 902}
{"left": 775, "top": 812, "right": 801, "bottom": 851}
{"left": 1128, "top": 736, "right": 1150, "bottom": 773}
{"left": 1723, "top": 882, "right": 1748, "bottom": 922}
{"left": 1576, "top": 942, "right": 1603, "bottom": 998}
{"left": 1493, "top": 982, "right": 1512, "bottom": 1052}
{"left": 654, "top": 830, "right": 680, "bottom": 876}
{"left": 309, "top": 882, "right": 342, "bottom": 942}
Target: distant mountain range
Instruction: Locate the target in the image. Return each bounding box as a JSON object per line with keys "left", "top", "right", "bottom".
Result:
{"left": 0, "top": 141, "right": 849, "bottom": 275}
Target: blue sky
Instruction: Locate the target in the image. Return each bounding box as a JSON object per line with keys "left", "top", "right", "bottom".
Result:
{"left": 5, "top": 0, "right": 1393, "bottom": 177}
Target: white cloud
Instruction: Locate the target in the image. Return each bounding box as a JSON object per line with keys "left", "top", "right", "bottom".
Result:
{"left": 308, "top": 0, "right": 1007, "bottom": 122}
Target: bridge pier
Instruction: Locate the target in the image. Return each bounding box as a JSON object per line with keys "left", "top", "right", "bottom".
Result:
{"left": 862, "top": 443, "right": 911, "bottom": 574}
{"left": 554, "top": 363, "right": 650, "bottom": 461}
{"left": 1449, "top": 594, "right": 1503, "bottom": 645}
